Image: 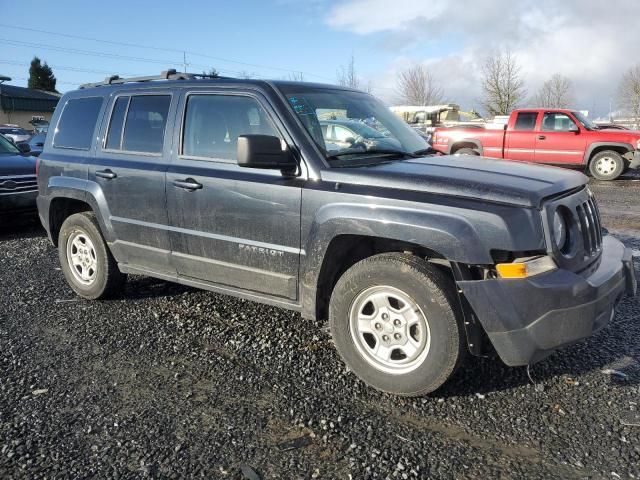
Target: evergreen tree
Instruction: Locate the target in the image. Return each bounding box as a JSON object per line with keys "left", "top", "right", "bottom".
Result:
{"left": 28, "top": 57, "right": 57, "bottom": 92}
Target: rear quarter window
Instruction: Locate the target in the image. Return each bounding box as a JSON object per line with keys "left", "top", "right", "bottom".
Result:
{"left": 53, "top": 97, "right": 103, "bottom": 150}
{"left": 514, "top": 112, "right": 538, "bottom": 131}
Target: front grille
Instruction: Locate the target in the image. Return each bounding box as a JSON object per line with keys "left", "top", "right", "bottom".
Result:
{"left": 0, "top": 175, "right": 38, "bottom": 194}
{"left": 544, "top": 186, "right": 604, "bottom": 273}
{"left": 576, "top": 196, "right": 603, "bottom": 257}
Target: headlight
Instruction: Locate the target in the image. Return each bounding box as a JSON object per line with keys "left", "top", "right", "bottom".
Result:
{"left": 636, "top": 138, "right": 640, "bottom": 150}
{"left": 553, "top": 209, "right": 568, "bottom": 252}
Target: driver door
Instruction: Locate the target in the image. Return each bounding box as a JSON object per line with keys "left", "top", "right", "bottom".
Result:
{"left": 165, "top": 90, "right": 303, "bottom": 300}
{"left": 534, "top": 112, "right": 586, "bottom": 165}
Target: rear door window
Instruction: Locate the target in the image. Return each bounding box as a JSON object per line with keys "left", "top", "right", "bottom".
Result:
{"left": 114, "top": 95, "right": 171, "bottom": 154}
{"left": 54, "top": 97, "right": 103, "bottom": 149}
{"left": 513, "top": 112, "right": 538, "bottom": 131}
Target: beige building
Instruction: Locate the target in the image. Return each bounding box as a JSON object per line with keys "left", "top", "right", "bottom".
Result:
{"left": 0, "top": 81, "right": 60, "bottom": 130}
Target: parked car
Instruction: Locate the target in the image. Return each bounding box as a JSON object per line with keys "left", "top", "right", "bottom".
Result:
{"left": 0, "top": 125, "right": 32, "bottom": 144}
{"left": 0, "top": 133, "right": 38, "bottom": 217}
{"left": 432, "top": 108, "right": 640, "bottom": 180}
{"left": 29, "top": 119, "right": 50, "bottom": 135}
{"left": 1, "top": 133, "right": 32, "bottom": 154}
{"left": 320, "top": 119, "right": 402, "bottom": 153}
{"left": 37, "top": 71, "right": 637, "bottom": 396}
{"left": 27, "top": 133, "right": 46, "bottom": 157}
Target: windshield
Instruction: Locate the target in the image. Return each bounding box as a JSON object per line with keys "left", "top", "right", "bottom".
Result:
{"left": 279, "top": 85, "right": 429, "bottom": 166}
{"left": 0, "top": 135, "right": 20, "bottom": 154}
{"left": 572, "top": 111, "right": 597, "bottom": 131}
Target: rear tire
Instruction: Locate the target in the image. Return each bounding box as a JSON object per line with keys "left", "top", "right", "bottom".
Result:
{"left": 589, "top": 150, "right": 625, "bottom": 181}
{"left": 58, "top": 212, "right": 126, "bottom": 300}
{"left": 454, "top": 147, "right": 480, "bottom": 156}
{"left": 329, "top": 253, "right": 465, "bottom": 396}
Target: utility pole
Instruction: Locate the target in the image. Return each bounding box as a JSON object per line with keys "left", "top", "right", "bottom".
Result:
{"left": 182, "top": 52, "right": 188, "bottom": 73}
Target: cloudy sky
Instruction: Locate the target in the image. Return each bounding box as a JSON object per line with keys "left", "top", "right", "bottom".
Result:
{"left": 325, "top": 0, "right": 640, "bottom": 117}
{"left": 2, "top": 0, "right": 638, "bottom": 118}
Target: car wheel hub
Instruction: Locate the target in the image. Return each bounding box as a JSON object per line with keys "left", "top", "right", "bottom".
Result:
{"left": 67, "top": 230, "right": 98, "bottom": 285}
{"left": 349, "top": 286, "right": 431, "bottom": 374}
{"left": 596, "top": 157, "right": 617, "bottom": 175}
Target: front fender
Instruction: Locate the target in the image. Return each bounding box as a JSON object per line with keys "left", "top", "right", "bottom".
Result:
{"left": 299, "top": 199, "right": 543, "bottom": 319}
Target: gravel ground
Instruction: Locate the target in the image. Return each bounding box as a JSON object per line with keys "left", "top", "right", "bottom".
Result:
{"left": 1, "top": 174, "right": 639, "bottom": 479}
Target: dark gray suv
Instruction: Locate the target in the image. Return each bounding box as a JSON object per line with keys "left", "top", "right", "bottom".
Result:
{"left": 36, "top": 70, "right": 637, "bottom": 396}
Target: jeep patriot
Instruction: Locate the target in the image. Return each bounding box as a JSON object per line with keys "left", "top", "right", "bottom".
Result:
{"left": 37, "top": 70, "right": 637, "bottom": 396}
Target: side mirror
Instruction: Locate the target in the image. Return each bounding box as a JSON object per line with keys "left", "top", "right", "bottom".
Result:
{"left": 17, "top": 142, "right": 31, "bottom": 154}
{"left": 237, "top": 135, "right": 296, "bottom": 172}
{"left": 569, "top": 124, "right": 580, "bottom": 134}
{"left": 344, "top": 136, "right": 356, "bottom": 145}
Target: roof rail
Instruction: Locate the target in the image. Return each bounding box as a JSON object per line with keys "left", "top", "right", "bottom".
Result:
{"left": 79, "top": 69, "right": 223, "bottom": 89}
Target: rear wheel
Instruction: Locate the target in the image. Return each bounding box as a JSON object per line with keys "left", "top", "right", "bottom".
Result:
{"left": 329, "top": 253, "right": 464, "bottom": 396}
{"left": 589, "top": 150, "right": 625, "bottom": 180}
{"left": 454, "top": 147, "right": 480, "bottom": 156}
{"left": 58, "top": 212, "right": 126, "bottom": 299}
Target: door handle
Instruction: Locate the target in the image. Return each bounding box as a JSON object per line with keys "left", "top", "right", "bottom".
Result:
{"left": 173, "top": 178, "right": 203, "bottom": 190}
{"left": 537, "top": 135, "right": 546, "bottom": 140}
{"left": 96, "top": 169, "right": 117, "bottom": 179}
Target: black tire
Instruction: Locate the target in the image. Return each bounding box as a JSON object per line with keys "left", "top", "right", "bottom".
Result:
{"left": 329, "top": 253, "right": 465, "bottom": 396}
{"left": 58, "top": 212, "right": 126, "bottom": 300}
{"left": 454, "top": 147, "right": 480, "bottom": 156}
{"left": 589, "top": 150, "right": 625, "bottom": 181}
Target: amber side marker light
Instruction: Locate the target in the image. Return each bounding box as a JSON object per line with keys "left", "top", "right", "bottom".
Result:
{"left": 496, "top": 256, "right": 557, "bottom": 279}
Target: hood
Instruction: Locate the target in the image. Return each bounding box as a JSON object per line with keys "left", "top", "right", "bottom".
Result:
{"left": 0, "top": 153, "right": 37, "bottom": 177}
{"left": 321, "top": 155, "right": 588, "bottom": 208}
{"left": 593, "top": 128, "right": 640, "bottom": 141}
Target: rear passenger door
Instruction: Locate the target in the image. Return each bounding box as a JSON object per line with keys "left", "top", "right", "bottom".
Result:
{"left": 91, "top": 90, "right": 176, "bottom": 274}
{"left": 504, "top": 111, "right": 538, "bottom": 161}
{"left": 165, "top": 89, "right": 303, "bottom": 301}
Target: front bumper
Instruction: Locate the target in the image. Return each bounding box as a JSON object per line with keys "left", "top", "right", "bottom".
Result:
{"left": 0, "top": 190, "right": 38, "bottom": 216}
{"left": 458, "top": 236, "right": 637, "bottom": 366}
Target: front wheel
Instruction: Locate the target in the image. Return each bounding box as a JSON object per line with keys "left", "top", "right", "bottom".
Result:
{"left": 329, "top": 253, "right": 464, "bottom": 396}
{"left": 454, "top": 147, "right": 480, "bottom": 156}
{"left": 589, "top": 150, "right": 625, "bottom": 181}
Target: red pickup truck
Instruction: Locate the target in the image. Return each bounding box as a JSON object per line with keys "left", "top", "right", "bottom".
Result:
{"left": 432, "top": 108, "right": 640, "bottom": 180}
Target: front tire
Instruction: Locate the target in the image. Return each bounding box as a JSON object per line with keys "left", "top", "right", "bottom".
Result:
{"left": 589, "top": 150, "right": 625, "bottom": 181}
{"left": 58, "top": 212, "right": 126, "bottom": 299}
{"left": 454, "top": 147, "right": 480, "bottom": 156}
{"left": 329, "top": 253, "right": 464, "bottom": 396}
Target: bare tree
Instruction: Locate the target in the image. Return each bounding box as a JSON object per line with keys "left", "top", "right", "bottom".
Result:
{"left": 480, "top": 49, "right": 526, "bottom": 116}
{"left": 337, "top": 54, "right": 360, "bottom": 89}
{"left": 534, "top": 74, "right": 574, "bottom": 108}
{"left": 617, "top": 64, "right": 640, "bottom": 128}
{"left": 287, "top": 71, "right": 305, "bottom": 82}
{"left": 396, "top": 65, "right": 444, "bottom": 106}
{"left": 238, "top": 70, "right": 257, "bottom": 79}
{"left": 202, "top": 68, "right": 219, "bottom": 77}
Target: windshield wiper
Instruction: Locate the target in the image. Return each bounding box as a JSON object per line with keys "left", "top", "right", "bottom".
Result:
{"left": 411, "top": 148, "right": 435, "bottom": 157}
{"left": 326, "top": 149, "right": 418, "bottom": 161}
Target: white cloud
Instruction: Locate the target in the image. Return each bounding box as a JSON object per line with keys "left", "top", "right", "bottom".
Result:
{"left": 326, "top": 0, "right": 640, "bottom": 116}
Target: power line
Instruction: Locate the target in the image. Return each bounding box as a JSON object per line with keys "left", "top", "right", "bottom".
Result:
{"left": 0, "top": 39, "right": 302, "bottom": 81}
{"left": 0, "top": 24, "right": 329, "bottom": 81}
{"left": 0, "top": 60, "right": 142, "bottom": 77}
